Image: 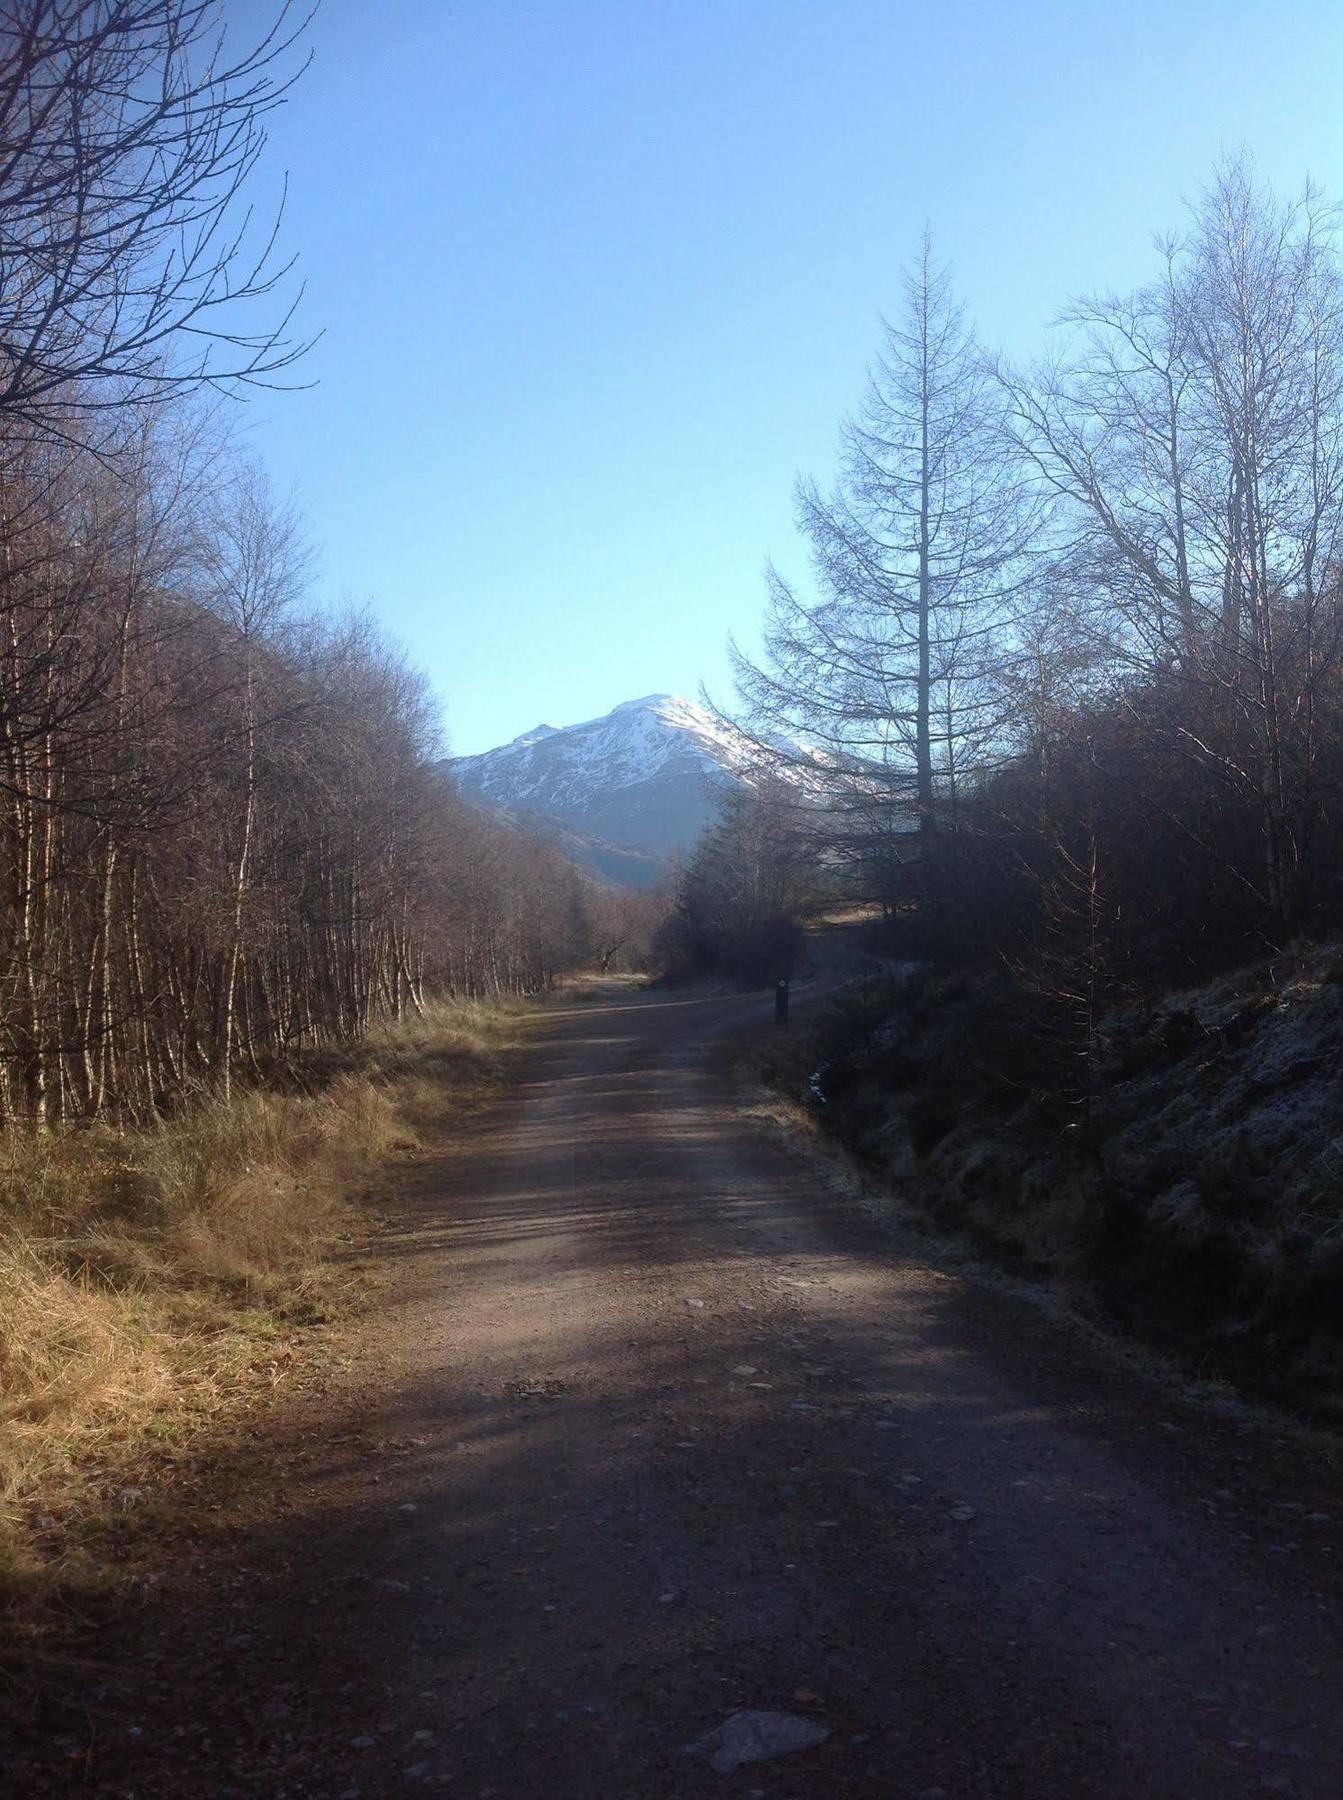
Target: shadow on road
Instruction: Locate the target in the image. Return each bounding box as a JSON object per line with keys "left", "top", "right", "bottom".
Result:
{"left": 15, "top": 988, "right": 1343, "bottom": 1799}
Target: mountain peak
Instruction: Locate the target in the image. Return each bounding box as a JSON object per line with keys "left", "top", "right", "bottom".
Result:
{"left": 610, "top": 692, "right": 709, "bottom": 719}
{"left": 610, "top": 692, "right": 680, "bottom": 714}
{"left": 611, "top": 692, "right": 674, "bottom": 709}
{"left": 447, "top": 691, "right": 766, "bottom": 879}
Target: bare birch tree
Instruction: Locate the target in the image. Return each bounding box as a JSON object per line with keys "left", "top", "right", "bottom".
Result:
{"left": 998, "top": 157, "right": 1343, "bottom": 930}
{"left": 195, "top": 459, "right": 307, "bottom": 1096}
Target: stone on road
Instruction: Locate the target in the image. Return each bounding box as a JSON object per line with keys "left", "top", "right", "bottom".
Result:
{"left": 686, "top": 1709, "right": 832, "bottom": 1772}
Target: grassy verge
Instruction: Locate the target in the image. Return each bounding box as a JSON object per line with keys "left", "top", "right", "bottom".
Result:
{"left": 0, "top": 996, "right": 521, "bottom": 1671}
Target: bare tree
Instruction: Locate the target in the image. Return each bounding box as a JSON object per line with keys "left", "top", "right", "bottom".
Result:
{"left": 998, "top": 156, "right": 1343, "bottom": 929}
{"left": 195, "top": 457, "right": 307, "bottom": 1096}
{"left": 733, "top": 235, "right": 1035, "bottom": 903}
{"left": 0, "top": 0, "right": 312, "bottom": 449}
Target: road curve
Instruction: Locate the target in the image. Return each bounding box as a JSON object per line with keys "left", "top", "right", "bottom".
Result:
{"left": 42, "top": 983, "right": 1343, "bottom": 1798}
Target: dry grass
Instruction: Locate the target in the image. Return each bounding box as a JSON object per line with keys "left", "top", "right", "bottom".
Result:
{"left": 552, "top": 971, "right": 651, "bottom": 1004}
{"left": 0, "top": 995, "right": 519, "bottom": 1612}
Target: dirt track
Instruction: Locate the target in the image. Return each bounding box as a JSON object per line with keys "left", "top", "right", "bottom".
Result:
{"left": 20, "top": 982, "right": 1343, "bottom": 1798}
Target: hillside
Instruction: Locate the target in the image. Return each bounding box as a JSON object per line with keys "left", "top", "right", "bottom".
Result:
{"left": 448, "top": 694, "right": 773, "bottom": 883}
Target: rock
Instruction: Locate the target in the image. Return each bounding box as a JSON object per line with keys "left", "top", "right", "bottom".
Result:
{"left": 349, "top": 1735, "right": 375, "bottom": 1749}
{"left": 732, "top": 1365, "right": 759, "bottom": 1376}
{"left": 686, "top": 1709, "right": 831, "bottom": 1772}
{"left": 948, "top": 1504, "right": 978, "bottom": 1522}
{"left": 684, "top": 1298, "right": 705, "bottom": 1309}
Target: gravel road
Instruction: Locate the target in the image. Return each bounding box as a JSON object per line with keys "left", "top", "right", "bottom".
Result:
{"left": 24, "top": 982, "right": 1343, "bottom": 1798}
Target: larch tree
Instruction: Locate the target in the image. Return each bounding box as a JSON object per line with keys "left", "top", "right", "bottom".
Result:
{"left": 732, "top": 234, "right": 1034, "bottom": 904}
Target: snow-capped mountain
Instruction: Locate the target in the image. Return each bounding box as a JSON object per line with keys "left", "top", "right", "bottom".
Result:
{"left": 447, "top": 694, "right": 771, "bottom": 882}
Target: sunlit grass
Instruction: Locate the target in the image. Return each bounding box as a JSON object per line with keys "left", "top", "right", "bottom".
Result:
{"left": 0, "top": 996, "right": 517, "bottom": 1623}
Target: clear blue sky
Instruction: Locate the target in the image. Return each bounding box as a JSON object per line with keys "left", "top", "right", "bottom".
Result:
{"left": 232, "top": 0, "right": 1343, "bottom": 754}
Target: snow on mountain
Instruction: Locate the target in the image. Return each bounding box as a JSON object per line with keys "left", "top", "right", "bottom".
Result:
{"left": 447, "top": 694, "right": 774, "bottom": 880}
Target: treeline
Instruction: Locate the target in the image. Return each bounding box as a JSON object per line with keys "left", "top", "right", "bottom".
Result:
{"left": 656, "top": 783, "right": 820, "bottom": 984}
{"left": 0, "top": 2, "right": 591, "bottom": 1124}
{"left": 714, "top": 157, "right": 1343, "bottom": 1057}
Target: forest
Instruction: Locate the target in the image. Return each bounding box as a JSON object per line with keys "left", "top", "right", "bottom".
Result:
{"left": 676, "top": 159, "right": 1343, "bottom": 1034}
{"left": 0, "top": 1, "right": 610, "bottom": 1131}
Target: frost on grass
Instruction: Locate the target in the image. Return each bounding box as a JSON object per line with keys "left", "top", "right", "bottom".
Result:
{"left": 783, "top": 946, "right": 1343, "bottom": 1409}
